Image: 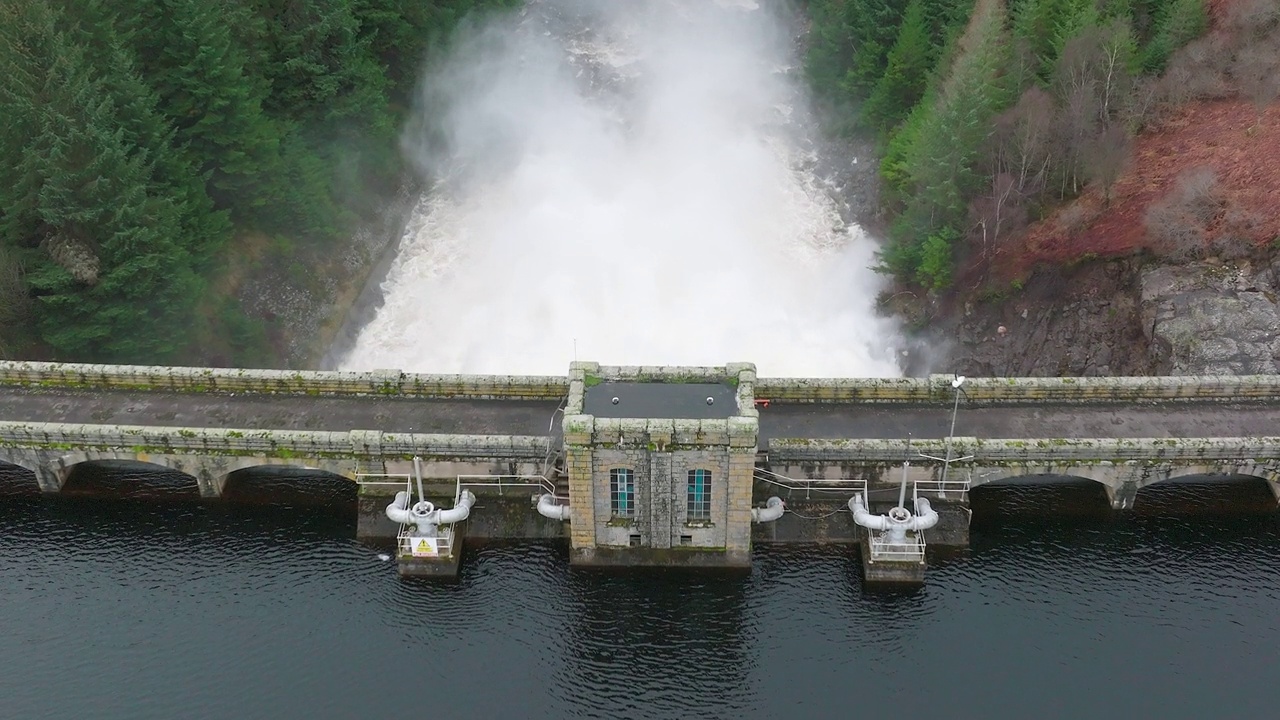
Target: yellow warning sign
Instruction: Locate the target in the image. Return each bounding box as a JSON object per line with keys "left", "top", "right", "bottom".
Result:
{"left": 411, "top": 538, "right": 438, "bottom": 557}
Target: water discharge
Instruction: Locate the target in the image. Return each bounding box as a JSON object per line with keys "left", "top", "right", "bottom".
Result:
{"left": 340, "top": 0, "right": 903, "bottom": 377}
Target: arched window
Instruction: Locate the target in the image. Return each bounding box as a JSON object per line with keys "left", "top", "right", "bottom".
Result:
{"left": 610, "top": 468, "right": 635, "bottom": 517}
{"left": 687, "top": 469, "right": 711, "bottom": 520}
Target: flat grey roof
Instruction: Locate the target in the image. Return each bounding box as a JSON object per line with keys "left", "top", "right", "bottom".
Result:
{"left": 584, "top": 382, "right": 738, "bottom": 419}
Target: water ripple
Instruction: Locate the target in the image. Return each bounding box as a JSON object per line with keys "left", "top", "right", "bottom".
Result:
{"left": 1, "top": 477, "right": 1279, "bottom": 720}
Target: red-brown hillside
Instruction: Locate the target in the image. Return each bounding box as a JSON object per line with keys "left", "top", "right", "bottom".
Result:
{"left": 1015, "top": 99, "right": 1280, "bottom": 272}
{"left": 998, "top": 0, "right": 1280, "bottom": 279}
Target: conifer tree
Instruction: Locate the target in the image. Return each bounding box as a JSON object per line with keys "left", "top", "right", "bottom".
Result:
{"left": 117, "top": 0, "right": 283, "bottom": 220}
{"left": 1142, "top": 0, "right": 1206, "bottom": 72}
{"left": 842, "top": 0, "right": 913, "bottom": 100}
{"left": 355, "top": 0, "right": 518, "bottom": 100}
{"left": 884, "top": 0, "right": 1012, "bottom": 287}
{"left": 1011, "top": 0, "right": 1067, "bottom": 80}
{"left": 862, "top": 0, "right": 934, "bottom": 131}
{"left": 257, "top": 0, "right": 390, "bottom": 132}
{"left": 0, "top": 2, "right": 207, "bottom": 359}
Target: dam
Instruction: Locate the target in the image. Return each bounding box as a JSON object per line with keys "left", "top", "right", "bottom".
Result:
{"left": 4, "top": 359, "right": 1280, "bottom": 584}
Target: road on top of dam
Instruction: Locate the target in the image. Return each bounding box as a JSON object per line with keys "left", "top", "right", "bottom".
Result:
{"left": 2, "top": 386, "right": 1280, "bottom": 442}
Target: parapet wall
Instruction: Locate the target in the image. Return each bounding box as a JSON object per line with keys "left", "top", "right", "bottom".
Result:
{"left": 7, "top": 360, "right": 1280, "bottom": 406}
{"left": 767, "top": 436, "right": 1280, "bottom": 463}
{"left": 0, "top": 420, "right": 552, "bottom": 459}
{"left": 755, "top": 374, "right": 1280, "bottom": 405}
{"left": 0, "top": 361, "right": 566, "bottom": 400}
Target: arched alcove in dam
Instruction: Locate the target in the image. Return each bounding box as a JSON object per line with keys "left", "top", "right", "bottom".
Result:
{"left": 970, "top": 475, "right": 1112, "bottom": 518}
{"left": 0, "top": 460, "right": 40, "bottom": 497}
{"left": 61, "top": 460, "right": 200, "bottom": 500}
{"left": 1133, "top": 474, "right": 1277, "bottom": 515}
{"left": 221, "top": 466, "right": 355, "bottom": 509}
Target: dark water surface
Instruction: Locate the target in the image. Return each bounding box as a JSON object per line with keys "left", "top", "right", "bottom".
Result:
{"left": 2, "top": 466, "right": 1278, "bottom": 720}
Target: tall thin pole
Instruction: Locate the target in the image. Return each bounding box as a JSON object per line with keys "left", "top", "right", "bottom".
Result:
{"left": 897, "top": 435, "right": 912, "bottom": 510}
{"left": 941, "top": 383, "right": 961, "bottom": 487}
{"left": 413, "top": 455, "right": 425, "bottom": 505}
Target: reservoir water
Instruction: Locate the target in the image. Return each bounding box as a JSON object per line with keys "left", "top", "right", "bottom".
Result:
{"left": 3, "top": 467, "right": 1278, "bottom": 719}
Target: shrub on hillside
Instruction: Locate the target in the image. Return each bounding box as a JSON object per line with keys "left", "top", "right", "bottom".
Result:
{"left": 1145, "top": 167, "right": 1225, "bottom": 260}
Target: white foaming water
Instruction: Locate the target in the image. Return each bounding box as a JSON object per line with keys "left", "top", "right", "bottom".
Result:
{"left": 339, "top": 0, "right": 903, "bottom": 377}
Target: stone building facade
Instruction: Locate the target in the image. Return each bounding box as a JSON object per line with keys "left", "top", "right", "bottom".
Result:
{"left": 562, "top": 362, "right": 758, "bottom": 567}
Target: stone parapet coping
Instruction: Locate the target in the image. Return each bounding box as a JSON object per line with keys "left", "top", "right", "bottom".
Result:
{"left": 755, "top": 374, "right": 1280, "bottom": 405}
{"left": 7, "top": 360, "right": 1280, "bottom": 406}
{"left": 767, "top": 436, "right": 1280, "bottom": 462}
{"left": 0, "top": 361, "right": 567, "bottom": 400}
{"left": 0, "top": 421, "right": 552, "bottom": 459}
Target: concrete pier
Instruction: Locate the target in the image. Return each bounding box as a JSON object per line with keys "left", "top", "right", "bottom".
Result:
{"left": 397, "top": 527, "right": 465, "bottom": 578}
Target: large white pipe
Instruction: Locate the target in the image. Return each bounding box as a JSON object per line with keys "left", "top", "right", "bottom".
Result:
{"left": 848, "top": 493, "right": 940, "bottom": 535}
{"left": 848, "top": 493, "right": 891, "bottom": 530}
{"left": 413, "top": 456, "right": 425, "bottom": 504}
{"left": 385, "top": 494, "right": 420, "bottom": 526}
{"left": 751, "top": 496, "right": 785, "bottom": 523}
{"left": 911, "top": 497, "right": 940, "bottom": 531}
{"left": 537, "top": 494, "right": 572, "bottom": 521}
{"left": 436, "top": 490, "right": 476, "bottom": 524}
{"left": 389, "top": 490, "right": 411, "bottom": 512}
{"left": 386, "top": 490, "right": 476, "bottom": 533}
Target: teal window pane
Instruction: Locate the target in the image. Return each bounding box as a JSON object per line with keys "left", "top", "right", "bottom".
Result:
{"left": 687, "top": 469, "right": 711, "bottom": 520}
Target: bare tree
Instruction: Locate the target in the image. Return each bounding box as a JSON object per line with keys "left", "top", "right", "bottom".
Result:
{"left": 1096, "top": 19, "right": 1137, "bottom": 122}
{"left": 0, "top": 245, "right": 32, "bottom": 356}
{"left": 1083, "top": 124, "right": 1131, "bottom": 204}
{"left": 1173, "top": 167, "right": 1224, "bottom": 225}
{"left": 1056, "top": 19, "right": 1137, "bottom": 125}
{"left": 1145, "top": 167, "right": 1225, "bottom": 260}
{"left": 1054, "top": 20, "right": 1140, "bottom": 197}
{"left": 1212, "top": 206, "right": 1263, "bottom": 260}
{"left": 1058, "top": 203, "right": 1090, "bottom": 237}
{"left": 1235, "top": 42, "right": 1280, "bottom": 127}
{"left": 1146, "top": 202, "right": 1206, "bottom": 261}
{"left": 1157, "top": 62, "right": 1195, "bottom": 110}
{"left": 1121, "top": 75, "right": 1163, "bottom": 130}
{"left": 995, "top": 87, "right": 1056, "bottom": 195}
{"left": 1226, "top": 0, "right": 1280, "bottom": 40}
{"left": 968, "top": 172, "right": 1027, "bottom": 263}
{"left": 1057, "top": 84, "right": 1098, "bottom": 196}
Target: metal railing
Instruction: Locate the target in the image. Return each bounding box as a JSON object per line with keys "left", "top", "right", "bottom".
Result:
{"left": 455, "top": 474, "right": 560, "bottom": 501}
{"left": 398, "top": 525, "right": 454, "bottom": 559}
{"left": 867, "top": 530, "right": 926, "bottom": 563}
{"left": 354, "top": 472, "right": 412, "bottom": 494}
{"left": 753, "top": 467, "right": 867, "bottom": 499}
{"left": 755, "top": 467, "right": 971, "bottom": 506}
{"left": 912, "top": 477, "right": 971, "bottom": 501}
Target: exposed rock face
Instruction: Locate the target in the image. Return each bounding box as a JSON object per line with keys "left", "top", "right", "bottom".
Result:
{"left": 938, "top": 255, "right": 1280, "bottom": 378}
{"left": 1141, "top": 260, "right": 1280, "bottom": 375}
{"left": 940, "top": 259, "right": 1156, "bottom": 377}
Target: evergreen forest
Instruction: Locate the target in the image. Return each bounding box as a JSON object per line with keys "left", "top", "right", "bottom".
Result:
{"left": 0, "top": 0, "right": 516, "bottom": 364}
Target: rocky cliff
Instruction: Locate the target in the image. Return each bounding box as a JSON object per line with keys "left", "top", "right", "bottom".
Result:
{"left": 941, "top": 253, "right": 1280, "bottom": 378}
